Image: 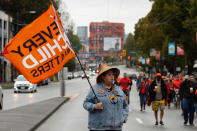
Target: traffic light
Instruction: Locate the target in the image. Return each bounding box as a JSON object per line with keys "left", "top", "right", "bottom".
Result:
{"left": 127, "top": 56, "right": 131, "bottom": 60}
{"left": 122, "top": 49, "right": 126, "bottom": 56}
{"left": 120, "top": 55, "right": 123, "bottom": 60}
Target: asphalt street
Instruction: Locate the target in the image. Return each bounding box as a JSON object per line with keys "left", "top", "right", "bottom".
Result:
{"left": 3, "top": 75, "right": 90, "bottom": 110}
{"left": 36, "top": 65, "right": 197, "bottom": 131}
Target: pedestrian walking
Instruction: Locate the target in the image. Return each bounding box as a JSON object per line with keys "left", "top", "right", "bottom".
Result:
{"left": 166, "top": 79, "right": 175, "bottom": 109}
{"left": 137, "top": 76, "right": 148, "bottom": 111}
{"left": 179, "top": 75, "right": 197, "bottom": 126}
{"left": 83, "top": 64, "right": 129, "bottom": 131}
{"left": 149, "top": 73, "right": 168, "bottom": 126}
{"left": 119, "top": 73, "right": 132, "bottom": 104}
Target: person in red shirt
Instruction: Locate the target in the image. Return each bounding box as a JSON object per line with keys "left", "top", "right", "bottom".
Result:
{"left": 173, "top": 75, "right": 182, "bottom": 90}
{"left": 119, "top": 73, "right": 132, "bottom": 104}
{"left": 137, "top": 77, "right": 149, "bottom": 111}
{"left": 166, "top": 79, "right": 175, "bottom": 109}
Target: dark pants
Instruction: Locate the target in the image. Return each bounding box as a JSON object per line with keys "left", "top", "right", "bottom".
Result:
{"left": 182, "top": 98, "right": 195, "bottom": 124}
{"left": 123, "top": 90, "right": 130, "bottom": 104}
{"left": 139, "top": 94, "right": 146, "bottom": 110}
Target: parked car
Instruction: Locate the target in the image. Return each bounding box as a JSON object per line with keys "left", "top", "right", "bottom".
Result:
{"left": 68, "top": 73, "right": 74, "bottom": 80}
{"left": 0, "top": 85, "right": 3, "bottom": 110}
{"left": 81, "top": 74, "right": 90, "bottom": 79}
{"left": 37, "top": 79, "right": 49, "bottom": 86}
{"left": 14, "top": 75, "right": 37, "bottom": 93}
{"left": 74, "top": 72, "right": 80, "bottom": 78}
{"left": 90, "top": 72, "right": 96, "bottom": 76}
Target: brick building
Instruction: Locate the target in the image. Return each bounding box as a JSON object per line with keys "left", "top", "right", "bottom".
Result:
{"left": 89, "top": 21, "right": 124, "bottom": 61}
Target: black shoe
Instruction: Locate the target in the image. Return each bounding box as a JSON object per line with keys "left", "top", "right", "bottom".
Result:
{"left": 189, "top": 123, "right": 194, "bottom": 126}
{"left": 160, "top": 121, "right": 164, "bottom": 125}
{"left": 184, "top": 121, "right": 187, "bottom": 125}
{"left": 155, "top": 121, "right": 158, "bottom": 125}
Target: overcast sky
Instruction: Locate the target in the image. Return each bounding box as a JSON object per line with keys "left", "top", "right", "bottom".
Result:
{"left": 63, "top": 0, "right": 153, "bottom": 34}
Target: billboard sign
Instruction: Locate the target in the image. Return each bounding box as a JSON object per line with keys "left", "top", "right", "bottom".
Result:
{"left": 103, "top": 37, "right": 121, "bottom": 51}
{"left": 177, "top": 45, "right": 184, "bottom": 55}
{"left": 155, "top": 51, "right": 161, "bottom": 60}
{"left": 168, "top": 42, "right": 176, "bottom": 55}
{"left": 146, "top": 58, "right": 150, "bottom": 64}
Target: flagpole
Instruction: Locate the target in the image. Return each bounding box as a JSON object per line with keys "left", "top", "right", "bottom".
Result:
{"left": 74, "top": 52, "right": 99, "bottom": 101}
{"left": 50, "top": 1, "right": 99, "bottom": 101}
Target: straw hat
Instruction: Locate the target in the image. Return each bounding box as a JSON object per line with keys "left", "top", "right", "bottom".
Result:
{"left": 96, "top": 64, "right": 120, "bottom": 83}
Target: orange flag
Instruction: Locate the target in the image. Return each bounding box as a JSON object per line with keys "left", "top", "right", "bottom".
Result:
{"left": 3, "top": 4, "right": 75, "bottom": 84}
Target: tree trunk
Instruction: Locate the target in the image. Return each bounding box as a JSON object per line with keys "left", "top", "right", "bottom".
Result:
{"left": 187, "top": 58, "right": 194, "bottom": 75}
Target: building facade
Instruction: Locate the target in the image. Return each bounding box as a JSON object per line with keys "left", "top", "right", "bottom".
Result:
{"left": 0, "top": 10, "right": 13, "bottom": 82}
{"left": 77, "top": 26, "right": 90, "bottom": 70}
{"left": 77, "top": 26, "right": 88, "bottom": 45}
{"left": 89, "top": 21, "right": 124, "bottom": 61}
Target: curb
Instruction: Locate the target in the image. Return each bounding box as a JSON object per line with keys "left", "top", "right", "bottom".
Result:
{"left": 0, "top": 97, "right": 70, "bottom": 131}
{"left": 30, "top": 97, "right": 70, "bottom": 131}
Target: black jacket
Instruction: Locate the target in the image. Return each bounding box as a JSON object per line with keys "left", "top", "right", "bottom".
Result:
{"left": 179, "top": 80, "right": 196, "bottom": 100}
{"left": 148, "top": 79, "right": 168, "bottom": 101}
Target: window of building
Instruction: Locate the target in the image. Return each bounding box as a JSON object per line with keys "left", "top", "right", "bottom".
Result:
{"left": 0, "top": 37, "right": 2, "bottom": 51}
{"left": 3, "top": 38, "right": 7, "bottom": 48}
{"left": 0, "top": 19, "right": 2, "bottom": 28}
{"left": 4, "top": 20, "right": 7, "bottom": 30}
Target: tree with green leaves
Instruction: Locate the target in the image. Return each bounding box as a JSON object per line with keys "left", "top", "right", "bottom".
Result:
{"left": 124, "top": 33, "right": 136, "bottom": 55}
{"left": 134, "top": 0, "right": 197, "bottom": 74}
{"left": 5, "top": 0, "right": 57, "bottom": 23}
{"left": 103, "top": 54, "right": 114, "bottom": 63}
{"left": 64, "top": 30, "right": 82, "bottom": 72}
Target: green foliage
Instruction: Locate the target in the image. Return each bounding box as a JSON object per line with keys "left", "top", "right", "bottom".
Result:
{"left": 67, "top": 30, "right": 82, "bottom": 53}
{"left": 124, "top": 33, "right": 136, "bottom": 55}
{"left": 64, "top": 58, "right": 76, "bottom": 72}
{"left": 64, "top": 30, "right": 82, "bottom": 72}
{"left": 134, "top": 0, "right": 197, "bottom": 74}
{"left": 4, "top": 0, "right": 58, "bottom": 24}
{"left": 2, "top": 85, "right": 13, "bottom": 89}
{"left": 104, "top": 54, "right": 114, "bottom": 63}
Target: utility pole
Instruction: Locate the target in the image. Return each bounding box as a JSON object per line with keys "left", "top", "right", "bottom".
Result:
{"left": 60, "top": 68, "right": 65, "bottom": 97}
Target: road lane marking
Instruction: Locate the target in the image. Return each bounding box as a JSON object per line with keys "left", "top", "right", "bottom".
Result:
{"left": 136, "top": 117, "right": 143, "bottom": 124}
{"left": 69, "top": 93, "right": 80, "bottom": 101}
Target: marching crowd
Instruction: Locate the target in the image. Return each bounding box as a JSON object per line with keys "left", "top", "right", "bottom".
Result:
{"left": 83, "top": 64, "right": 197, "bottom": 131}
{"left": 134, "top": 72, "right": 197, "bottom": 126}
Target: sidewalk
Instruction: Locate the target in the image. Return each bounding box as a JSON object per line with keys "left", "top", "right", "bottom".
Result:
{"left": 0, "top": 97, "right": 69, "bottom": 131}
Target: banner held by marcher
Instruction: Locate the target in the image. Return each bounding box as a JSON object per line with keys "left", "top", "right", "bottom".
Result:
{"left": 3, "top": 4, "right": 75, "bottom": 84}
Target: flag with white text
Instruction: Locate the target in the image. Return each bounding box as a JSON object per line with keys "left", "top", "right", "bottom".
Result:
{"left": 3, "top": 4, "right": 75, "bottom": 84}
